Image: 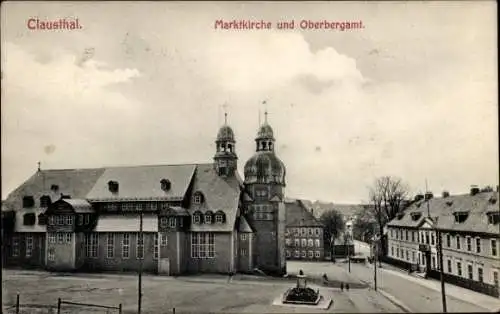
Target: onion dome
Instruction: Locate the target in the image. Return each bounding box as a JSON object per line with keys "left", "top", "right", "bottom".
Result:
{"left": 244, "top": 151, "right": 286, "bottom": 185}
{"left": 256, "top": 123, "right": 274, "bottom": 140}
{"left": 217, "top": 125, "right": 235, "bottom": 142}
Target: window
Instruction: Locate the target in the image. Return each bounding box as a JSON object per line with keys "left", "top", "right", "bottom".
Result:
{"left": 22, "top": 196, "right": 35, "bottom": 208}
{"left": 204, "top": 214, "right": 212, "bottom": 224}
{"left": 48, "top": 233, "right": 56, "bottom": 243}
{"left": 412, "top": 231, "right": 415, "bottom": 242}
{"left": 405, "top": 230, "right": 409, "bottom": 241}
{"left": 294, "top": 239, "right": 299, "bottom": 247}
{"left": 57, "top": 233, "right": 64, "bottom": 243}
{"left": 488, "top": 212, "right": 500, "bottom": 224}
{"left": 396, "top": 248, "right": 399, "bottom": 258}
{"left": 160, "top": 179, "right": 171, "bottom": 191}
{"left": 193, "top": 213, "right": 201, "bottom": 224}
{"left": 48, "top": 248, "right": 55, "bottom": 261}
{"left": 315, "top": 251, "right": 320, "bottom": 258}
{"left": 136, "top": 233, "right": 144, "bottom": 259}
{"left": 456, "top": 236, "right": 461, "bottom": 250}
{"left": 160, "top": 217, "right": 167, "bottom": 228}
{"left": 12, "top": 236, "right": 19, "bottom": 257}
{"left": 301, "top": 251, "right": 306, "bottom": 258}
{"left": 160, "top": 233, "right": 168, "bottom": 246}
{"left": 391, "top": 246, "right": 394, "bottom": 256}
{"left": 491, "top": 239, "right": 498, "bottom": 256}
{"left": 478, "top": 267, "right": 483, "bottom": 282}
{"left": 85, "top": 233, "right": 98, "bottom": 258}
{"left": 215, "top": 214, "right": 224, "bottom": 223}
{"left": 107, "top": 233, "right": 114, "bottom": 258}
{"left": 467, "top": 264, "right": 473, "bottom": 280}
{"left": 315, "top": 228, "right": 320, "bottom": 236}
{"left": 391, "top": 229, "right": 394, "bottom": 238}
{"left": 40, "top": 195, "right": 51, "bottom": 207}
{"left": 425, "top": 232, "right": 430, "bottom": 244}
{"left": 153, "top": 233, "right": 159, "bottom": 260}
{"left": 308, "top": 228, "right": 313, "bottom": 236}
{"left": 241, "top": 249, "right": 247, "bottom": 256}
{"left": 85, "top": 215, "right": 90, "bottom": 224}
{"left": 446, "top": 234, "right": 451, "bottom": 247}
{"left": 412, "top": 251, "right": 416, "bottom": 262}
{"left": 454, "top": 212, "right": 469, "bottom": 223}
{"left": 48, "top": 216, "right": 55, "bottom": 225}
{"left": 65, "top": 233, "right": 72, "bottom": 243}
{"left": 493, "top": 271, "right": 499, "bottom": 288}
{"left": 169, "top": 217, "right": 177, "bottom": 228}
{"left": 77, "top": 214, "right": 83, "bottom": 226}
{"left": 315, "top": 239, "right": 320, "bottom": 247}
{"left": 241, "top": 234, "right": 247, "bottom": 241}
{"left": 23, "top": 213, "right": 36, "bottom": 226}
{"left": 406, "top": 250, "right": 409, "bottom": 261}
{"left": 431, "top": 233, "right": 435, "bottom": 246}
{"left": 294, "top": 250, "right": 299, "bottom": 258}
{"left": 308, "top": 239, "right": 313, "bottom": 247}
{"left": 431, "top": 256, "right": 436, "bottom": 269}
{"left": 466, "top": 237, "right": 472, "bottom": 251}
{"left": 422, "top": 254, "right": 426, "bottom": 265}
{"left": 447, "top": 260, "right": 452, "bottom": 273}
{"left": 308, "top": 251, "right": 313, "bottom": 258}
{"left": 457, "top": 262, "right": 462, "bottom": 276}
{"left": 191, "top": 233, "right": 215, "bottom": 258}
{"left": 122, "top": 234, "right": 130, "bottom": 258}
{"left": 301, "top": 239, "right": 307, "bottom": 247}
{"left": 476, "top": 238, "right": 481, "bottom": 253}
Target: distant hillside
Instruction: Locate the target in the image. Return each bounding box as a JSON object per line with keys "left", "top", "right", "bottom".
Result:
{"left": 286, "top": 197, "right": 369, "bottom": 220}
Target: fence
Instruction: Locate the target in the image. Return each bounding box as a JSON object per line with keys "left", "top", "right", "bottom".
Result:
{"left": 57, "top": 298, "right": 122, "bottom": 314}
{"left": 4, "top": 294, "right": 122, "bottom": 314}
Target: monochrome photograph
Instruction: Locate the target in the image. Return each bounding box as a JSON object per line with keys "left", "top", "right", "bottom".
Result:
{"left": 1, "top": 1, "right": 498, "bottom": 313}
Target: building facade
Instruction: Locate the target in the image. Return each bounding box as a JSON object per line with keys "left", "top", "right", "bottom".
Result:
{"left": 2, "top": 115, "right": 287, "bottom": 276}
{"left": 284, "top": 199, "right": 324, "bottom": 261}
{"left": 386, "top": 187, "right": 500, "bottom": 297}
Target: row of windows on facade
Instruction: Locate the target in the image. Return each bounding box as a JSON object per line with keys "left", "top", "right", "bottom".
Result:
{"left": 390, "top": 228, "right": 498, "bottom": 256}
{"left": 285, "top": 227, "right": 322, "bottom": 237}
{"left": 13, "top": 232, "right": 253, "bottom": 261}
{"left": 397, "top": 211, "right": 499, "bottom": 225}
{"left": 286, "top": 250, "right": 322, "bottom": 258}
{"left": 285, "top": 238, "right": 321, "bottom": 248}
{"left": 389, "top": 247, "right": 498, "bottom": 287}
{"left": 192, "top": 211, "right": 226, "bottom": 224}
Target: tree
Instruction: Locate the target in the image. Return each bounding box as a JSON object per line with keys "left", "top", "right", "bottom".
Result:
{"left": 352, "top": 205, "right": 377, "bottom": 242}
{"left": 368, "top": 176, "right": 410, "bottom": 255}
{"left": 319, "top": 209, "right": 345, "bottom": 261}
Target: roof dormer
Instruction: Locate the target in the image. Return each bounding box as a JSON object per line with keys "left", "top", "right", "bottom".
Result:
{"left": 411, "top": 212, "right": 422, "bottom": 221}
{"left": 160, "top": 179, "right": 171, "bottom": 191}
{"left": 453, "top": 211, "right": 469, "bottom": 223}
{"left": 108, "top": 180, "right": 119, "bottom": 193}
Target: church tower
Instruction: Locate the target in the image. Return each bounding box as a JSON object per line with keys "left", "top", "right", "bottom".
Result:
{"left": 214, "top": 113, "right": 238, "bottom": 177}
{"left": 243, "top": 111, "right": 286, "bottom": 276}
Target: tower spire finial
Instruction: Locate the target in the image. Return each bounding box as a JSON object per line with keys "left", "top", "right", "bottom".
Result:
{"left": 37, "top": 161, "right": 41, "bottom": 172}
{"left": 222, "top": 102, "right": 228, "bottom": 125}
{"left": 262, "top": 100, "right": 268, "bottom": 124}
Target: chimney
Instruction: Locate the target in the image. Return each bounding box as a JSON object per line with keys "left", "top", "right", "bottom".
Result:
{"left": 470, "top": 185, "right": 480, "bottom": 196}
{"left": 414, "top": 194, "right": 424, "bottom": 202}
{"left": 311, "top": 208, "right": 314, "bottom": 216}
{"left": 424, "top": 192, "right": 433, "bottom": 200}
{"left": 442, "top": 191, "right": 450, "bottom": 198}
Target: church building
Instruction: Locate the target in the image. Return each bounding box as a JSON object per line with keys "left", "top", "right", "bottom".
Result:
{"left": 2, "top": 113, "right": 287, "bottom": 276}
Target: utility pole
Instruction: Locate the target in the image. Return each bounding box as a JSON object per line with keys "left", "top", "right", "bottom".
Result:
{"left": 347, "top": 235, "right": 351, "bottom": 273}
{"left": 374, "top": 238, "right": 378, "bottom": 291}
{"left": 138, "top": 211, "right": 143, "bottom": 314}
{"left": 437, "top": 228, "right": 447, "bottom": 313}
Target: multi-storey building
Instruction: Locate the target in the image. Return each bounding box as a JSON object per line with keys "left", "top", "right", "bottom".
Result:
{"left": 284, "top": 199, "right": 324, "bottom": 261}
{"left": 2, "top": 113, "right": 287, "bottom": 276}
{"left": 387, "top": 187, "right": 500, "bottom": 297}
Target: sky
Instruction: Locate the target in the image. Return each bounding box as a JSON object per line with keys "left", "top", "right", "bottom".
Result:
{"left": 1, "top": 1, "right": 498, "bottom": 204}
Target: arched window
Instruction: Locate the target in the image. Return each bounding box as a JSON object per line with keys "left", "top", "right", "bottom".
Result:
{"left": 215, "top": 210, "right": 226, "bottom": 223}
{"left": 192, "top": 211, "right": 202, "bottom": 224}
{"left": 204, "top": 211, "right": 214, "bottom": 224}
{"left": 193, "top": 192, "right": 205, "bottom": 204}
{"left": 227, "top": 144, "right": 233, "bottom": 152}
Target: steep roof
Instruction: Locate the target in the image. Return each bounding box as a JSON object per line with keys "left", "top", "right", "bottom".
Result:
{"left": 86, "top": 164, "right": 196, "bottom": 201}
{"left": 237, "top": 216, "right": 254, "bottom": 233}
{"left": 4, "top": 168, "right": 105, "bottom": 210}
{"left": 285, "top": 199, "right": 323, "bottom": 227}
{"left": 188, "top": 163, "right": 241, "bottom": 232}
{"left": 387, "top": 191, "right": 500, "bottom": 235}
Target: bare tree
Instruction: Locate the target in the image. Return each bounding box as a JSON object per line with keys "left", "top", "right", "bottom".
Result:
{"left": 319, "top": 209, "right": 345, "bottom": 261}
{"left": 352, "top": 205, "right": 377, "bottom": 242}
{"left": 368, "top": 176, "right": 410, "bottom": 255}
